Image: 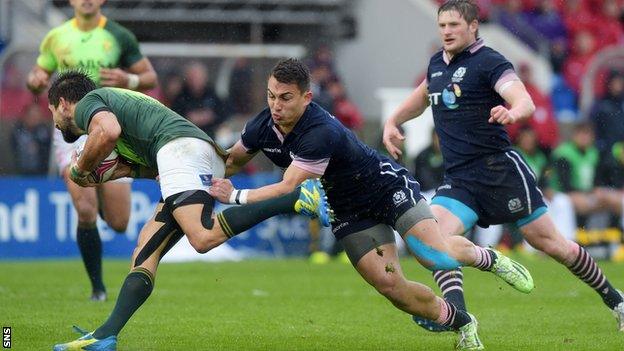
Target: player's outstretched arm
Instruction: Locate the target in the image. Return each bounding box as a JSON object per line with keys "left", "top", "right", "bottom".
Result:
{"left": 100, "top": 58, "right": 157, "bottom": 90}
{"left": 210, "top": 164, "right": 321, "bottom": 205}
{"left": 26, "top": 65, "right": 52, "bottom": 94}
{"left": 383, "top": 80, "right": 429, "bottom": 159}
{"left": 488, "top": 80, "right": 535, "bottom": 125}
{"left": 224, "top": 140, "right": 257, "bottom": 177}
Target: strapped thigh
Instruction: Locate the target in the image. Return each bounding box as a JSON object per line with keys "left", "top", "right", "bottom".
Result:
{"left": 134, "top": 204, "right": 183, "bottom": 267}
{"left": 165, "top": 190, "right": 216, "bottom": 229}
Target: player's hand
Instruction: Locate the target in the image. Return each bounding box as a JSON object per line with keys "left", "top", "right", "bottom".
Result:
{"left": 489, "top": 105, "right": 517, "bottom": 125}
{"left": 100, "top": 68, "right": 131, "bottom": 88}
{"left": 208, "top": 178, "right": 234, "bottom": 203}
{"left": 68, "top": 162, "right": 95, "bottom": 187}
{"left": 27, "top": 70, "right": 50, "bottom": 94}
{"left": 382, "top": 121, "right": 405, "bottom": 160}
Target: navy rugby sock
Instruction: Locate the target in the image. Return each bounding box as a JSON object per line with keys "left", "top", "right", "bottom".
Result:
{"left": 566, "top": 242, "right": 623, "bottom": 309}
{"left": 433, "top": 269, "right": 466, "bottom": 311}
{"left": 436, "top": 299, "right": 472, "bottom": 330}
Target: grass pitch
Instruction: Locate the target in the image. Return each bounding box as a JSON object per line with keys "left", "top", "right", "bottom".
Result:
{"left": 1, "top": 255, "right": 623, "bottom": 350}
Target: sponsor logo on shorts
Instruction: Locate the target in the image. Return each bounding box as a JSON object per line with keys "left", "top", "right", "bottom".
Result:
{"left": 262, "top": 147, "right": 282, "bottom": 153}
{"left": 508, "top": 198, "right": 524, "bottom": 213}
{"left": 332, "top": 221, "right": 349, "bottom": 233}
{"left": 199, "top": 174, "right": 212, "bottom": 186}
{"left": 393, "top": 190, "right": 408, "bottom": 206}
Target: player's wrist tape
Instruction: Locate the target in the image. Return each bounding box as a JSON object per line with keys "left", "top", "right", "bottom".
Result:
{"left": 229, "top": 189, "right": 249, "bottom": 205}
{"left": 70, "top": 165, "right": 88, "bottom": 179}
{"left": 126, "top": 74, "right": 140, "bottom": 90}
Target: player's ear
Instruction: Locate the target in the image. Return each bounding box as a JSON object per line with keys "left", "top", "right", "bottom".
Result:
{"left": 58, "top": 97, "right": 68, "bottom": 111}
{"left": 303, "top": 90, "right": 313, "bottom": 104}
{"left": 469, "top": 20, "right": 478, "bottom": 36}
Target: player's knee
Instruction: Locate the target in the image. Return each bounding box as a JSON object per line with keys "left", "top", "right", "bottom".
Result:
{"left": 373, "top": 273, "right": 404, "bottom": 300}
{"left": 187, "top": 230, "right": 221, "bottom": 254}
{"left": 74, "top": 200, "right": 98, "bottom": 222}
{"left": 107, "top": 216, "right": 129, "bottom": 233}
{"left": 405, "top": 236, "right": 461, "bottom": 271}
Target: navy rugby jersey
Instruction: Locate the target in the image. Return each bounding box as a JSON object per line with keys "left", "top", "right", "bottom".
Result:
{"left": 241, "top": 102, "right": 399, "bottom": 216}
{"left": 426, "top": 38, "right": 520, "bottom": 174}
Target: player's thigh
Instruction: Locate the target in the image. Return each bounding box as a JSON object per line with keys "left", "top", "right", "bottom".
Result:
{"left": 99, "top": 180, "right": 132, "bottom": 231}
{"left": 131, "top": 203, "right": 182, "bottom": 275}
{"left": 340, "top": 224, "right": 405, "bottom": 287}
{"left": 431, "top": 205, "right": 466, "bottom": 237}
{"left": 63, "top": 172, "right": 98, "bottom": 222}
{"left": 430, "top": 182, "right": 477, "bottom": 236}
{"left": 171, "top": 202, "right": 227, "bottom": 251}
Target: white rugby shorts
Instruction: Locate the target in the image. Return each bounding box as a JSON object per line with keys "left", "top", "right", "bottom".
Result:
{"left": 156, "top": 137, "right": 225, "bottom": 200}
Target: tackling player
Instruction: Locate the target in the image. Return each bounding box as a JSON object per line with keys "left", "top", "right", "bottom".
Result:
{"left": 208, "top": 58, "right": 538, "bottom": 350}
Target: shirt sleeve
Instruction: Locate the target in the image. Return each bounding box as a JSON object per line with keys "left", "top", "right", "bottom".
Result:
{"left": 240, "top": 115, "right": 263, "bottom": 154}
{"left": 74, "top": 92, "right": 111, "bottom": 131}
{"left": 484, "top": 50, "right": 519, "bottom": 94}
{"left": 290, "top": 126, "right": 339, "bottom": 176}
{"left": 118, "top": 28, "right": 143, "bottom": 68}
{"left": 36, "top": 30, "right": 57, "bottom": 72}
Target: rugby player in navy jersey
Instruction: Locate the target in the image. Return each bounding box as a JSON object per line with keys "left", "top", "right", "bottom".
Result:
{"left": 210, "top": 58, "right": 538, "bottom": 350}
{"left": 383, "top": 0, "right": 624, "bottom": 334}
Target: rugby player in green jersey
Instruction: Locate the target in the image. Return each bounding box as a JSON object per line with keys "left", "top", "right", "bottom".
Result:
{"left": 48, "top": 71, "right": 330, "bottom": 351}
{"left": 26, "top": 0, "right": 157, "bottom": 302}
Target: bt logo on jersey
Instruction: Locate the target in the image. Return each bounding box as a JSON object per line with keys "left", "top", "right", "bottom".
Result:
{"left": 428, "top": 83, "right": 462, "bottom": 109}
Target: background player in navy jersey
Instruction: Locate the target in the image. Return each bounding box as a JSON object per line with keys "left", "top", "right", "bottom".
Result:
{"left": 210, "top": 58, "right": 539, "bottom": 350}
{"left": 383, "top": 0, "right": 624, "bottom": 333}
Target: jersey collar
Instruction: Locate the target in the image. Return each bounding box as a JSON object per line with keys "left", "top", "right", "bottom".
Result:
{"left": 71, "top": 15, "right": 107, "bottom": 30}
{"left": 442, "top": 38, "right": 484, "bottom": 65}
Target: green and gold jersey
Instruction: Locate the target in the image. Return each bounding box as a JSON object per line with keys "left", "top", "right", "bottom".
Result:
{"left": 74, "top": 88, "right": 227, "bottom": 168}
{"left": 36, "top": 16, "right": 142, "bottom": 84}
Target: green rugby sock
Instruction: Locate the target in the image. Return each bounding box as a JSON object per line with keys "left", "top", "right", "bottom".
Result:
{"left": 217, "top": 188, "right": 300, "bottom": 237}
{"left": 93, "top": 268, "right": 154, "bottom": 338}
{"left": 76, "top": 223, "right": 105, "bottom": 292}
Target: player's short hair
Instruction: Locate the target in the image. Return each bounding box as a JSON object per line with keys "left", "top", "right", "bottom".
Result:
{"left": 48, "top": 70, "right": 96, "bottom": 107}
{"left": 438, "top": 0, "right": 480, "bottom": 29}
{"left": 270, "top": 58, "right": 310, "bottom": 93}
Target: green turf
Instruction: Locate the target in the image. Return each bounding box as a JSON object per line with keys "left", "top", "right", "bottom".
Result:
{"left": 1, "top": 255, "right": 623, "bottom": 350}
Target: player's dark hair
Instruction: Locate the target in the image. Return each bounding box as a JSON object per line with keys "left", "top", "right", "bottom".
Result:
{"left": 48, "top": 70, "right": 97, "bottom": 107}
{"left": 438, "top": 0, "right": 480, "bottom": 37}
{"left": 270, "top": 58, "right": 310, "bottom": 93}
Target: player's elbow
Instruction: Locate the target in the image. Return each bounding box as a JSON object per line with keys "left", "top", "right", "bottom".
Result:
{"left": 101, "top": 131, "right": 120, "bottom": 149}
